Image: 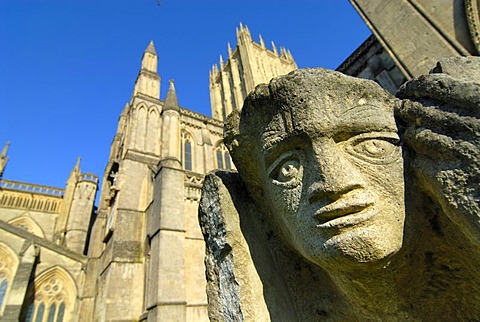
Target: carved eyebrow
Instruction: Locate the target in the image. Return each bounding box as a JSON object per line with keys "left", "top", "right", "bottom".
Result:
{"left": 262, "top": 134, "right": 303, "bottom": 168}
{"left": 261, "top": 129, "right": 287, "bottom": 151}
{"left": 335, "top": 107, "right": 397, "bottom": 136}
{"left": 339, "top": 105, "right": 391, "bottom": 122}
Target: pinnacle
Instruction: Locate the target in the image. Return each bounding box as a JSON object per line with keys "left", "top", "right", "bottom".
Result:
{"left": 145, "top": 40, "right": 157, "bottom": 55}
{"left": 1, "top": 141, "right": 10, "bottom": 157}
{"left": 163, "top": 80, "right": 180, "bottom": 111}
{"left": 74, "top": 156, "right": 81, "bottom": 172}
{"left": 0, "top": 141, "right": 9, "bottom": 177}
{"left": 121, "top": 102, "right": 129, "bottom": 114}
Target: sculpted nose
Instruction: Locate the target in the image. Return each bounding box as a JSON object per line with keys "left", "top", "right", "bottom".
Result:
{"left": 307, "top": 143, "right": 365, "bottom": 204}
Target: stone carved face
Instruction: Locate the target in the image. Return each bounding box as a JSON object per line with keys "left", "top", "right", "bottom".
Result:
{"left": 226, "top": 69, "right": 405, "bottom": 268}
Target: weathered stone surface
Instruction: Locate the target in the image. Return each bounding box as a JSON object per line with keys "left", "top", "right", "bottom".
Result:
{"left": 200, "top": 61, "right": 480, "bottom": 320}
{"left": 199, "top": 173, "right": 245, "bottom": 322}
{"left": 199, "top": 171, "right": 351, "bottom": 321}
{"left": 350, "top": 1, "right": 478, "bottom": 77}
{"left": 396, "top": 56, "right": 480, "bottom": 246}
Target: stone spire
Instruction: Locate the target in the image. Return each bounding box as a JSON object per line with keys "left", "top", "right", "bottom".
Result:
{"left": 73, "top": 156, "right": 81, "bottom": 173}
{"left": 145, "top": 40, "right": 157, "bottom": 56}
{"left": 67, "top": 157, "right": 81, "bottom": 184}
{"left": 0, "top": 141, "right": 10, "bottom": 177}
{"left": 55, "top": 156, "right": 81, "bottom": 243}
{"left": 133, "top": 40, "right": 161, "bottom": 98}
{"left": 63, "top": 156, "right": 98, "bottom": 253}
{"left": 141, "top": 40, "right": 158, "bottom": 72}
{"left": 259, "top": 34, "right": 265, "bottom": 48}
{"left": 163, "top": 80, "right": 180, "bottom": 111}
{"left": 271, "top": 41, "right": 278, "bottom": 55}
{"left": 219, "top": 55, "right": 224, "bottom": 68}
{"left": 161, "top": 79, "right": 181, "bottom": 165}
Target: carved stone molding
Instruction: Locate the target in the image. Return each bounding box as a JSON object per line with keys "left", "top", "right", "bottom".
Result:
{"left": 466, "top": 0, "right": 480, "bottom": 54}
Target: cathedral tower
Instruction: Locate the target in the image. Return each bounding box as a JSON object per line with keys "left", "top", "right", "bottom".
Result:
{"left": 86, "top": 40, "right": 215, "bottom": 321}
{"left": 209, "top": 23, "right": 297, "bottom": 121}
{"left": 86, "top": 28, "right": 295, "bottom": 320}
{"left": 56, "top": 158, "right": 98, "bottom": 254}
{"left": 87, "top": 41, "right": 164, "bottom": 321}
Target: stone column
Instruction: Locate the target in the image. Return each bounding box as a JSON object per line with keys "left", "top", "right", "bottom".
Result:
{"left": 145, "top": 159, "right": 186, "bottom": 320}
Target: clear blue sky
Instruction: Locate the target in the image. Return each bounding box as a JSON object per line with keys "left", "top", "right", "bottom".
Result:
{"left": 0, "top": 0, "right": 370, "bottom": 195}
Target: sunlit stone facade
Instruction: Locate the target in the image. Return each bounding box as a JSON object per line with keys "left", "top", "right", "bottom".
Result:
{"left": 1, "top": 3, "right": 477, "bottom": 318}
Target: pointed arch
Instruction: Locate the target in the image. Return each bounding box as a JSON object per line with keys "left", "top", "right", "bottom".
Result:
{"left": 146, "top": 106, "right": 160, "bottom": 155}
{"left": 0, "top": 243, "right": 19, "bottom": 315}
{"left": 180, "top": 130, "right": 195, "bottom": 171}
{"left": 24, "top": 266, "right": 77, "bottom": 322}
{"left": 135, "top": 103, "right": 148, "bottom": 151}
{"left": 214, "top": 140, "right": 232, "bottom": 170}
{"left": 8, "top": 214, "right": 45, "bottom": 238}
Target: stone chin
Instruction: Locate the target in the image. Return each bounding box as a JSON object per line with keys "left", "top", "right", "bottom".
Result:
{"left": 329, "top": 228, "right": 401, "bottom": 264}
{"left": 298, "top": 217, "right": 405, "bottom": 269}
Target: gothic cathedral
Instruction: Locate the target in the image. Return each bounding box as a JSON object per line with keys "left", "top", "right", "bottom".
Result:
{"left": 1, "top": 1, "right": 477, "bottom": 319}
{"left": 0, "top": 25, "right": 297, "bottom": 321}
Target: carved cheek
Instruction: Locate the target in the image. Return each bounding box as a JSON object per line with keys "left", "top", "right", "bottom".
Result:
{"left": 348, "top": 150, "right": 404, "bottom": 198}
{"left": 369, "top": 160, "right": 404, "bottom": 202}
{"left": 267, "top": 169, "right": 304, "bottom": 217}
{"left": 282, "top": 183, "right": 303, "bottom": 214}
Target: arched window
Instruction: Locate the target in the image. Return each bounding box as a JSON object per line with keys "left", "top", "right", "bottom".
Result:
{"left": 181, "top": 131, "right": 194, "bottom": 171}
{"left": 0, "top": 244, "right": 19, "bottom": 315}
{"left": 215, "top": 144, "right": 232, "bottom": 170}
{"left": 9, "top": 215, "right": 45, "bottom": 238}
{"left": 24, "top": 267, "right": 75, "bottom": 322}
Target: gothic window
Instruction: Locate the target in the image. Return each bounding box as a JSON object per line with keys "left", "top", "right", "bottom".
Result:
{"left": 0, "top": 244, "right": 19, "bottom": 315}
{"left": 216, "top": 149, "right": 223, "bottom": 169}
{"left": 215, "top": 144, "right": 232, "bottom": 170}
{"left": 181, "top": 131, "right": 194, "bottom": 171}
{"left": 8, "top": 215, "right": 44, "bottom": 238}
{"left": 225, "top": 152, "right": 232, "bottom": 170}
{"left": 24, "top": 267, "right": 75, "bottom": 322}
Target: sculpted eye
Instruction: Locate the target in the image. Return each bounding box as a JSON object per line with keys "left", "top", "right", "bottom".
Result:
{"left": 355, "top": 139, "right": 396, "bottom": 157}
{"left": 276, "top": 159, "right": 300, "bottom": 182}
{"left": 345, "top": 133, "right": 400, "bottom": 164}
{"left": 267, "top": 151, "right": 304, "bottom": 187}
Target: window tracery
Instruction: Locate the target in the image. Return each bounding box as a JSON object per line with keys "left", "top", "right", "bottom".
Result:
{"left": 215, "top": 143, "right": 232, "bottom": 170}
{"left": 8, "top": 215, "right": 44, "bottom": 238}
{"left": 24, "top": 268, "right": 75, "bottom": 322}
{"left": 0, "top": 245, "right": 18, "bottom": 315}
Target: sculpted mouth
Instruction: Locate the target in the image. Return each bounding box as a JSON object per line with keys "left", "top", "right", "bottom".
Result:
{"left": 314, "top": 200, "right": 375, "bottom": 229}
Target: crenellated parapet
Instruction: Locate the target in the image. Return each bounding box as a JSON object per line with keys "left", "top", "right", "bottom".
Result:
{"left": 0, "top": 179, "right": 64, "bottom": 213}
{"left": 79, "top": 173, "right": 98, "bottom": 184}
